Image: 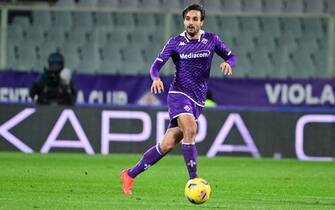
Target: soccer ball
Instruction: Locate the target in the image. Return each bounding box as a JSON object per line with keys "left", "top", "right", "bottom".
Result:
{"left": 184, "top": 178, "right": 211, "bottom": 204}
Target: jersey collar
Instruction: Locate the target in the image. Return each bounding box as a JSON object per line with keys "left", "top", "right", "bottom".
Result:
{"left": 180, "top": 30, "right": 205, "bottom": 42}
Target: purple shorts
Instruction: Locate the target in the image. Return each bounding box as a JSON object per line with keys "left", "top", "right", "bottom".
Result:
{"left": 167, "top": 93, "right": 203, "bottom": 128}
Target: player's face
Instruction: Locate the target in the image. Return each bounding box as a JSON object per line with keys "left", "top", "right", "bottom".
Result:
{"left": 184, "top": 10, "right": 203, "bottom": 38}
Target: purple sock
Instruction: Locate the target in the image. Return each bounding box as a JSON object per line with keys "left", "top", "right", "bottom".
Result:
{"left": 128, "top": 144, "right": 165, "bottom": 178}
{"left": 182, "top": 143, "right": 198, "bottom": 179}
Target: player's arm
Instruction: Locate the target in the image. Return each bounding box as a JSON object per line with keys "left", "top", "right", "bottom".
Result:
{"left": 150, "top": 38, "right": 174, "bottom": 94}
{"left": 214, "top": 35, "right": 237, "bottom": 76}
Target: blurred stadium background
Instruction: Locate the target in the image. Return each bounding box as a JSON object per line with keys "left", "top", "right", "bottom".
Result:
{"left": 0, "top": 0, "right": 334, "bottom": 158}
{"left": 0, "top": 1, "right": 335, "bottom": 209}
{"left": 1, "top": 0, "right": 334, "bottom": 77}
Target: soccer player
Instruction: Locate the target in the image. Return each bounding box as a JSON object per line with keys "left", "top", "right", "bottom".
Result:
{"left": 120, "top": 4, "right": 236, "bottom": 195}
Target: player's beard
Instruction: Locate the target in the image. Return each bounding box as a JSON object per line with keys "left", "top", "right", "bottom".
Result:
{"left": 186, "top": 26, "right": 199, "bottom": 38}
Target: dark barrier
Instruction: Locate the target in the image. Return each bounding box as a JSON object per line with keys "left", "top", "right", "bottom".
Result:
{"left": 0, "top": 104, "right": 334, "bottom": 161}
{"left": 1, "top": 71, "right": 335, "bottom": 108}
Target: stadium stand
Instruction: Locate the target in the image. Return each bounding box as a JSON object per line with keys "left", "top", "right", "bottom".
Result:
{"left": 2, "top": 0, "right": 334, "bottom": 79}
{"left": 263, "top": 0, "right": 283, "bottom": 13}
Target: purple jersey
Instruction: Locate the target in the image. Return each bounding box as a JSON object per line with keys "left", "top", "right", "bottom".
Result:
{"left": 150, "top": 30, "right": 236, "bottom": 106}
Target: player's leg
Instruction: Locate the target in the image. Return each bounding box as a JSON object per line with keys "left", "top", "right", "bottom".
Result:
{"left": 159, "top": 126, "right": 183, "bottom": 153}
{"left": 121, "top": 127, "right": 183, "bottom": 195}
{"left": 127, "top": 127, "right": 183, "bottom": 177}
{"left": 177, "top": 114, "right": 199, "bottom": 179}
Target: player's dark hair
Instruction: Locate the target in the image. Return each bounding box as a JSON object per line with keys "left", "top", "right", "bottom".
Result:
{"left": 182, "top": 4, "right": 205, "bottom": 21}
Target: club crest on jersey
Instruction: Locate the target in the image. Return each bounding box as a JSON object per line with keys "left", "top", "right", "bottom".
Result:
{"left": 179, "top": 50, "right": 210, "bottom": 59}
{"left": 201, "top": 38, "right": 208, "bottom": 44}
{"left": 184, "top": 105, "right": 191, "bottom": 111}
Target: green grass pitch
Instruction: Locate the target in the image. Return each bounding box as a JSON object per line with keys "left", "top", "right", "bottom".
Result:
{"left": 0, "top": 152, "right": 334, "bottom": 210}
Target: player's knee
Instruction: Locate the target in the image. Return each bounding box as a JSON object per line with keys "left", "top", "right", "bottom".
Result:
{"left": 183, "top": 126, "right": 197, "bottom": 139}
{"left": 160, "top": 142, "right": 175, "bottom": 153}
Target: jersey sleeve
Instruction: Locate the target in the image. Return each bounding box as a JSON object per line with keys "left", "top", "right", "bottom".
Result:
{"left": 214, "top": 34, "right": 237, "bottom": 68}
{"left": 149, "top": 38, "right": 175, "bottom": 79}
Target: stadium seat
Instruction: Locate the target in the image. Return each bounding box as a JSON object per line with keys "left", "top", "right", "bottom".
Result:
{"left": 139, "top": 0, "right": 160, "bottom": 10}
{"left": 325, "top": 0, "right": 335, "bottom": 13}
{"left": 77, "top": 0, "right": 98, "bottom": 7}
{"left": 16, "top": 41, "right": 37, "bottom": 71}
{"left": 304, "top": 0, "right": 324, "bottom": 13}
{"left": 234, "top": 57, "right": 252, "bottom": 78}
{"left": 235, "top": 34, "right": 255, "bottom": 52}
{"left": 72, "top": 12, "right": 93, "bottom": 29}
{"left": 263, "top": 0, "right": 283, "bottom": 13}
{"left": 122, "top": 45, "right": 146, "bottom": 75}
{"left": 99, "top": 42, "right": 123, "bottom": 74}
{"left": 114, "top": 13, "right": 136, "bottom": 32}
{"left": 108, "top": 30, "right": 130, "bottom": 48}
{"left": 281, "top": 18, "right": 303, "bottom": 37}
{"left": 150, "top": 29, "right": 164, "bottom": 46}
{"left": 291, "top": 49, "right": 316, "bottom": 78}
{"left": 222, "top": 0, "right": 242, "bottom": 12}
{"left": 202, "top": 0, "right": 222, "bottom": 12}
{"left": 181, "top": 0, "right": 202, "bottom": 9}
{"left": 97, "top": 0, "right": 119, "bottom": 7}
{"left": 67, "top": 27, "right": 89, "bottom": 48}
{"left": 136, "top": 13, "right": 157, "bottom": 32}
{"left": 6, "top": 43, "right": 16, "bottom": 69}
{"left": 249, "top": 47, "right": 272, "bottom": 78}
{"left": 219, "top": 17, "right": 239, "bottom": 35}
{"left": 233, "top": 49, "right": 252, "bottom": 77}
{"left": 8, "top": 25, "right": 24, "bottom": 43}
{"left": 240, "top": 17, "right": 261, "bottom": 36}
{"left": 94, "top": 12, "right": 114, "bottom": 28}
{"left": 143, "top": 44, "right": 161, "bottom": 62}
{"left": 53, "top": 11, "right": 73, "bottom": 32}
{"left": 129, "top": 30, "right": 151, "bottom": 45}
{"left": 161, "top": 0, "right": 181, "bottom": 11}
{"left": 255, "top": 34, "right": 277, "bottom": 52}
{"left": 12, "top": 16, "right": 30, "bottom": 31}
{"left": 277, "top": 32, "right": 298, "bottom": 51}
{"left": 171, "top": 14, "right": 184, "bottom": 35}
{"left": 119, "top": 0, "right": 139, "bottom": 9}
{"left": 78, "top": 43, "right": 101, "bottom": 73}
{"left": 60, "top": 42, "right": 80, "bottom": 71}
{"left": 297, "top": 37, "right": 319, "bottom": 52}
{"left": 44, "top": 26, "right": 66, "bottom": 47}
{"left": 302, "top": 18, "right": 325, "bottom": 39}
{"left": 55, "top": 0, "right": 76, "bottom": 7}
{"left": 90, "top": 27, "right": 111, "bottom": 48}
{"left": 283, "top": 0, "right": 303, "bottom": 13}
{"left": 260, "top": 17, "right": 281, "bottom": 36}
{"left": 32, "top": 10, "right": 52, "bottom": 29}
{"left": 98, "top": 59, "right": 122, "bottom": 74}
{"left": 218, "top": 31, "right": 235, "bottom": 49}
{"left": 242, "top": 0, "right": 262, "bottom": 12}
{"left": 25, "top": 25, "right": 46, "bottom": 47}
{"left": 61, "top": 41, "right": 79, "bottom": 56}
{"left": 271, "top": 46, "right": 295, "bottom": 78}
{"left": 205, "top": 16, "right": 220, "bottom": 32}
{"left": 312, "top": 48, "right": 327, "bottom": 78}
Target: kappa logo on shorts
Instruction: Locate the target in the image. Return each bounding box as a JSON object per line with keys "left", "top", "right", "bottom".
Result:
{"left": 184, "top": 105, "right": 191, "bottom": 112}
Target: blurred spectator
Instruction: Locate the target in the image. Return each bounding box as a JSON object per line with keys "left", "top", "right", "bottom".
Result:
{"left": 205, "top": 89, "right": 217, "bottom": 107}
{"left": 30, "top": 52, "right": 77, "bottom": 105}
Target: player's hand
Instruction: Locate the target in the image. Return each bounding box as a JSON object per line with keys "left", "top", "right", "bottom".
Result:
{"left": 151, "top": 78, "right": 164, "bottom": 94}
{"left": 220, "top": 62, "right": 232, "bottom": 76}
